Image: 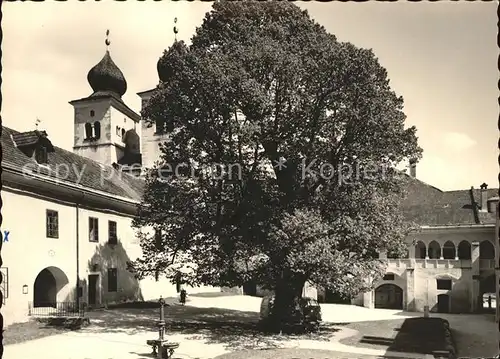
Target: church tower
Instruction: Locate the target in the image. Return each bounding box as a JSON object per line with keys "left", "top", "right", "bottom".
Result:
{"left": 138, "top": 18, "right": 184, "bottom": 172}
{"left": 69, "top": 30, "right": 142, "bottom": 174}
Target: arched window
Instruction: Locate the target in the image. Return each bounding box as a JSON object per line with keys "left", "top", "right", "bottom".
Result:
{"left": 415, "top": 241, "right": 426, "bottom": 259}
{"left": 85, "top": 123, "right": 92, "bottom": 139}
{"left": 94, "top": 121, "right": 101, "bottom": 139}
{"left": 121, "top": 128, "right": 126, "bottom": 139}
{"left": 90, "top": 110, "right": 95, "bottom": 117}
{"left": 442, "top": 241, "right": 456, "bottom": 260}
{"left": 458, "top": 241, "right": 471, "bottom": 260}
{"left": 480, "top": 240, "right": 495, "bottom": 259}
{"left": 428, "top": 241, "right": 441, "bottom": 259}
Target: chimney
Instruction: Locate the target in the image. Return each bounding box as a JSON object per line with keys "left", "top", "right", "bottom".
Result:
{"left": 480, "top": 183, "right": 488, "bottom": 212}
{"left": 409, "top": 159, "right": 416, "bottom": 178}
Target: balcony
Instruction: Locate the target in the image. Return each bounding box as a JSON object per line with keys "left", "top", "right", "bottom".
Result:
{"left": 386, "top": 259, "right": 472, "bottom": 269}
{"left": 386, "top": 259, "right": 412, "bottom": 269}
{"left": 415, "top": 259, "right": 471, "bottom": 269}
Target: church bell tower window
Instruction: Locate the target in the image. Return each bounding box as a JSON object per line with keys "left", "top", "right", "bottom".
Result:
{"left": 85, "top": 123, "right": 93, "bottom": 140}
{"left": 94, "top": 121, "right": 101, "bottom": 139}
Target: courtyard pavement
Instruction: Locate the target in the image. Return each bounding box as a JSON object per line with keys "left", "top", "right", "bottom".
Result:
{"left": 3, "top": 295, "right": 496, "bottom": 359}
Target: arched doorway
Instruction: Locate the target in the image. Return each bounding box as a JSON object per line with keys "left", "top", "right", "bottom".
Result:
{"left": 33, "top": 267, "right": 69, "bottom": 308}
{"left": 374, "top": 284, "right": 403, "bottom": 309}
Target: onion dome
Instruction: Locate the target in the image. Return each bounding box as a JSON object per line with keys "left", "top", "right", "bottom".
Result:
{"left": 157, "top": 40, "right": 188, "bottom": 83}
{"left": 157, "top": 18, "right": 187, "bottom": 83}
{"left": 87, "top": 30, "right": 127, "bottom": 97}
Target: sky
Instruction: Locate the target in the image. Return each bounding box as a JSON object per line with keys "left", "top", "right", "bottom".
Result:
{"left": 2, "top": 1, "right": 498, "bottom": 191}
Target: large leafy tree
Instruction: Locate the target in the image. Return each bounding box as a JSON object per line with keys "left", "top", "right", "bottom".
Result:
{"left": 132, "top": 0, "right": 421, "bottom": 329}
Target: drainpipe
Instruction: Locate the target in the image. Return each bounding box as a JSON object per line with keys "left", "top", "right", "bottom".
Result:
{"left": 76, "top": 193, "right": 84, "bottom": 311}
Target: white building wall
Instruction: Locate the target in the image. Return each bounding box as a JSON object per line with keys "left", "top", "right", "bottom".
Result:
{"left": 1, "top": 189, "right": 78, "bottom": 325}
{"left": 1, "top": 186, "right": 218, "bottom": 327}
{"left": 138, "top": 93, "right": 169, "bottom": 171}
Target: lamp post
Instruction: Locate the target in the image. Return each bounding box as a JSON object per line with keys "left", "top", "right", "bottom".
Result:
{"left": 157, "top": 296, "right": 166, "bottom": 359}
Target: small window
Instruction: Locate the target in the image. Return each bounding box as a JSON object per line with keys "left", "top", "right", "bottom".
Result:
{"left": 90, "top": 110, "right": 95, "bottom": 117}
{"left": 46, "top": 210, "right": 59, "bottom": 238}
{"left": 436, "top": 279, "right": 452, "bottom": 290}
{"left": 155, "top": 270, "right": 159, "bottom": 282}
{"left": 94, "top": 121, "right": 101, "bottom": 139}
{"left": 154, "top": 229, "right": 162, "bottom": 250}
{"left": 108, "top": 268, "right": 117, "bottom": 292}
{"left": 383, "top": 273, "right": 395, "bottom": 281}
{"left": 116, "top": 126, "right": 121, "bottom": 136}
{"left": 35, "top": 147, "right": 48, "bottom": 164}
{"left": 85, "top": 123, "right": 93, "bottom": 139}
{"left": 121, "top": 128, "right": 126, "bottom": 139}
{"left": 108, "top": 221, "right": 117, "bottom": 245}
{"left": 89, "top": 217, "right": 99, "bottom": 242}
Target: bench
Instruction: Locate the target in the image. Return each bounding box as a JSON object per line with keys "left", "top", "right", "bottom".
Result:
{"left": 146, "top": 340, "right": 179, "bottom": 358}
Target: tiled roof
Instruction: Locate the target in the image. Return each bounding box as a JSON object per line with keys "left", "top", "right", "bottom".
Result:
{"left": 2, "top": 125, "right": 495, "bottom": 225}
{"left": 402, "top": 175, "right": 498, "bottom": 225}
{"left": 2, "top": 126, "right": 144, "bottom": 202}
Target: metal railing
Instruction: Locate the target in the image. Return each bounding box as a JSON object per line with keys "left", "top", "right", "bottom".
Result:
{"left": 28, "top": 301, "right": 85, "bottom": 317}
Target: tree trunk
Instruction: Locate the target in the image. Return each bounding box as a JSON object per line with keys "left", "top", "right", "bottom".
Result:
{"left": 268, "top": 277, "right": 305, "bottom": 333}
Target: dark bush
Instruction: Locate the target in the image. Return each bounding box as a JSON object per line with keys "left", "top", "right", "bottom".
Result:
{"left": 259, "top": 295, "right": 322, "bottom": 333}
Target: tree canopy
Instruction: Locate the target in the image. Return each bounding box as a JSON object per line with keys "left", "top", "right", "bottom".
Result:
{"left": 132, "top": 0, "right": 421, "bottom": 310}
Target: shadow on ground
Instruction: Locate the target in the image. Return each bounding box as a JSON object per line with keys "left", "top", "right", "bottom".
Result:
{"left": 339, "top": 317, "right": 453, "bottom": 355}
{"left": 84, "top": 304, "right": 340, "bottom": 351}
{"left": 211, "top": 348, "right": 402, "bottom": 359}
{"left": 3, "top": 320, "right": 71, "bottom": 345}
